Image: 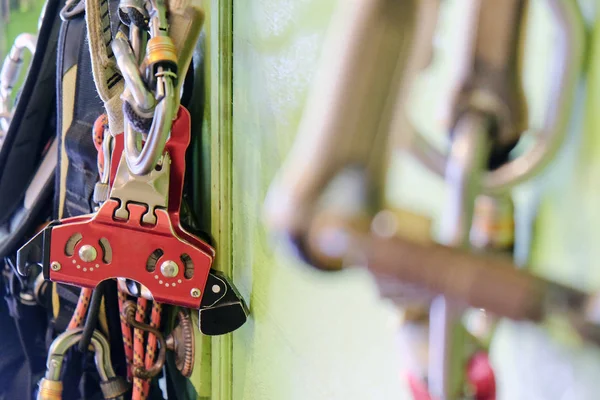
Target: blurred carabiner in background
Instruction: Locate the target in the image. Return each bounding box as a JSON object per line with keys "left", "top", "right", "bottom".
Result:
{"left": 264, "top": 0, "right": 590, "bottom": 399}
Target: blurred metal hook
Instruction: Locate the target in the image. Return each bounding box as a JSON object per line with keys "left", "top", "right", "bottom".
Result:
{"left": 0, "top": 33, "right": 37, "bottom": 139}
{"left": 410, "top": 0, "right": 586, "bottom": 194}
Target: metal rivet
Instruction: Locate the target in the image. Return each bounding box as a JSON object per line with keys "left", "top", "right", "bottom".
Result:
{"left": 160, "top": 260, "right": 179, "bottom": 278}
{"left": 79, "top": 245, "right": 97, "bottom": 262}
{"left": 190, "top": 288, "right": 201, "bottom": 298}
{"left": 212, "top": 284, "right": 221, "bottom": 293}
{"left": 50, "top": 262, "right": 61, "bottom": 271}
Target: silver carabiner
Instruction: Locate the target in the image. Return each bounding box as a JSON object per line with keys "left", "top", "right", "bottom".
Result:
{"left": 428, "top": 112, "right": 491, "bottom": 400}
{"left": 123, "top": 73, "right": 176, "bottom": 176}
{"left": 116, "top": 0, "right": 178, "bottom": 176}
{"left": 410, "top": 0, "right": 586, "bottom": 194}
{"left": 118, "top": 0, "right": 149, "bottom": 64}
{"left": 112, "top": 32, "right": 156, "bottom": 113}
{"left": 0, "top": 33, "right": 37, "bottom": 138}
{"left": 37, "top": 328, "right": 128, "bottom": 400}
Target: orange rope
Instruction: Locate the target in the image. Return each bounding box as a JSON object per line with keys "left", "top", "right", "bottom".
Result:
{"left": 67, "top": 288, "right": 93, "bottom": 330}
{"left": 132, "top": 297, "right": 148, "bottom": 400}
{"left": 131, "top": 298, "right": 164, "bottom": 400}
{"left": 142, "top": 302, "right": 162, "bottom": 395}
{"left": 118, "top": 289, "right": 134, "bottom": 380}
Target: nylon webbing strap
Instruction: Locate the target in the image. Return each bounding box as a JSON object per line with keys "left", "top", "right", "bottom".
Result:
{"left": 53, "top": 283, "right": 80, "bottom": 332}
{"left": 61, "top": 33, "right": 105, "bottom": 218}
{"left": 84, "top": 0, "right": 124, "bottom": 136}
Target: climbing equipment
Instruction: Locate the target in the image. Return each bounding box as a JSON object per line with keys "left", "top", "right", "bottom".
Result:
{"left": 18, "top": 105, "right": 248, "bottom": 327}
{"left": 37, "top": 327, "right": 129, "bottom": 400}
{"left": 0, "top": 1, "right": 65, "bottom": 397}
{"left": 1, "top": 0, "right": 247, "bottom": 398}
{"left": 0, "top": 1, "right": 45, "bottom": 142}
{"left": 0, "top": 33, "right": 37, "bottom": 143}
{"left": 410, "top": 0, "right": 584, "bottom": 194}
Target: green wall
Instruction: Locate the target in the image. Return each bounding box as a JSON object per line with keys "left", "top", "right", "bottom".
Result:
{"left": 223, "top": 0, "right": 600, "bottom": 399}
{"left": 228, "top": 1, "right": 408, "bottom": 398}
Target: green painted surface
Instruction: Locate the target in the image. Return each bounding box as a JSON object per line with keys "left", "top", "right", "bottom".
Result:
{"left": 229, "top": 1, "right": 407, "bottom": 399}
{"left": 226, "top": 1, "right": 600, "bottom": 399}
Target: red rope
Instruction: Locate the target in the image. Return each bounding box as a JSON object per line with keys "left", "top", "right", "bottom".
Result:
{"left": 118, "top": 289, "right": 134, "bottom": 380}
{"left": 142, "top": 301, "right": 163, "bottom": 395}
{"left": 67, "top": 288, "right": 92, "bottom": 330}
{"left": 132, "top": 297, "right": 148, "bottom": 400}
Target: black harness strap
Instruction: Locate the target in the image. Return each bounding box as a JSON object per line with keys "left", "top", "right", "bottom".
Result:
{"left": 53, "top": 3, "right": 127, "bottom": 398}
{"left": 56, "top": 12, "right": 103, "bottom": 219}
{"left": 0, "top": 0, "right": 63, "bottom": 225}
{"left": 0, "top": 1, "right": 62, "bottom": 398}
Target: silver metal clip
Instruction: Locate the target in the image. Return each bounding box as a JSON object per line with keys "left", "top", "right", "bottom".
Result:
{"left": 109, "top": 149, "right": 171, "bottom": 225}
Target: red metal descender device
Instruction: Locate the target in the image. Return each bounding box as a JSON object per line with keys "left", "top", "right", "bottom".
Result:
{"left": 17, "top": 107, "right": 248, "bottom": 336}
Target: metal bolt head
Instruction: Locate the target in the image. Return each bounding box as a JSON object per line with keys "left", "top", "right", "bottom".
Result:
{"left": 190, "top": 288, "right": 201, "bottom": 298}
{"left": 212, "top": 284, "right": 221, "bottom": 293}
{"left": 50, "top": 262, "right": 61, "bottom": 271}
{"left": 78, "top": 245, "right": 97, "bottom": 262}
{"left": 160, "top": 260, "right": 179, "bottom": 278}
